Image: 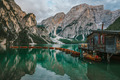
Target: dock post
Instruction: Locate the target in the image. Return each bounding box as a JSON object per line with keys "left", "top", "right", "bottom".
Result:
{"left": 93, "top": 50, "right": 96, "bottom": 56}
{"left": 107, "top": 54, "right": 110, "bottom": 63}
{"left": 107, "top": 53, "right": 111, "bottom": 63}
{"left": 107, "top": 53, "right": 113, "bottom": 63}
{"left": 80, "top": 49, "right": 83, "bottom": 58}
{"left": 87, "top": 50, "right": 89, "bottom": 54}
{"left": 102, "top": 53, "right": 105, "bottom": 60}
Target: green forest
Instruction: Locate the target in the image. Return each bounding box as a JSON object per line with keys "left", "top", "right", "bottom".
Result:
{"left": 107, "top": 17, "right": 120, "bottom": 30}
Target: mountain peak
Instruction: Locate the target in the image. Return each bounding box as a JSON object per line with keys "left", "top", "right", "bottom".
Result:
{"left": 40, "top": 4, "right": 120, "bottom": 40}
{"left": 70, "top": 3, "right": 104, "bottom": 12}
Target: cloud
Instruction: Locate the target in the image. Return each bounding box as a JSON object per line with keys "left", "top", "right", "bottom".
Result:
{"left": 15, "top": 0, "right": 120, "bottom": 23}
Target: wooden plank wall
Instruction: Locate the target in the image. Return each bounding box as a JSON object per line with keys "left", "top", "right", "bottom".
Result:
{"left": 116, "top": 37, "right": 120, "bottom": 51}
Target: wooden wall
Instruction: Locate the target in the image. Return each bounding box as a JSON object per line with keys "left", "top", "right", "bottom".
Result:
{"left": 87, "top": 33, "right": 119, "bottom": 54}
{"left": 116, "top": 36, "right": 120, "bottom": 53}
{"left": 105, "top": 36, "right": 116, "bottom": 53}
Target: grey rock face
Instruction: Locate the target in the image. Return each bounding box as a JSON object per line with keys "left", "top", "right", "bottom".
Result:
{"left": 0, "top": 0, "right": 51, "bottom": 45}
{"left": 40, "top": 12, "right": 65, "bottom": 35}
{"left": 40, "top": 4, "right": 120, "bottom": 40}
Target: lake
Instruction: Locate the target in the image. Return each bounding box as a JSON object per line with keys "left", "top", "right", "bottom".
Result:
{"left": 0, "top": 44, "right": 120, "bottom": 80}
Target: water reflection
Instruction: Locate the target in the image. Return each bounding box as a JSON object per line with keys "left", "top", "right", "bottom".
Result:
{"left": 0, "top": 49, "right": 36, "bottom": 80}
{"left": 0, "top": 44, "right": 120, "bottom": 80}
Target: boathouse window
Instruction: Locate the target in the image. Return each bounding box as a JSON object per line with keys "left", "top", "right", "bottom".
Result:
{"left": 106, "top": 38, "right": 114, "bottom": 45}
{"left": 94, "top": 35, "right": 98, "bottom": 45}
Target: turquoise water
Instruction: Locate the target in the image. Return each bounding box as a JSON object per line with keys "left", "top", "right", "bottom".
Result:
{"left": 0, "top": 44, "right": 120, "bottom": 80}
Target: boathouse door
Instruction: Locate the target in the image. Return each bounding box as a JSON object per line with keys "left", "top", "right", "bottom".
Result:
{"left": 106, "top": 36, "right": 116, "bottom": 53}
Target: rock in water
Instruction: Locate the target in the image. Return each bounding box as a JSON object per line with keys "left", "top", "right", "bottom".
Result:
{"left": 0, "top": 0, "right": 51, "bottom": 45}
{"left": 40, "top": 4, "right": 120, "bottom": 40}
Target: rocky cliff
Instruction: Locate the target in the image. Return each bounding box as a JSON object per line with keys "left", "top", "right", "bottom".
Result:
{"left": 0, "top": 0, "right": 51, "bottom": 45}
{"left": 40, "top": 4, "right": 120, "bottom": 41}
{"left": 40, "top": 12, "right": 65, "bottom": 36}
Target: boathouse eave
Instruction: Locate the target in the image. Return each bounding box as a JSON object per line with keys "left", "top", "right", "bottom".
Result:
{"left": 87, "top": 30, "right": 120, "bottom": 38}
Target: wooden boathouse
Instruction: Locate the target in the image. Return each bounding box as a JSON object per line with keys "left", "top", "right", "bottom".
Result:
{"left": 79, "top": 30, "right": 120, "bottom": 62}
{"left": 87, "top": 30, "right": 120, "bottom": 54}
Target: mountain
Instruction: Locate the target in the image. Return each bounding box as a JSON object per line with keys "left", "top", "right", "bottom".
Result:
{"left": 40, "top": 4, "right": 120, "bottom": 41}
{"left": 107, "top": 17, "right": 120, "bottom": 30}
{"left": 0, "top": 0, "right": 52, "bottom": 45}
{"left": 40, "top": 12, "right": 65, "bottom": 36}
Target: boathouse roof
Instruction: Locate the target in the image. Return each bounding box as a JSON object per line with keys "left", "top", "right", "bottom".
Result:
{"left": 87, "top": 30, "right": 120, "bottom": 38}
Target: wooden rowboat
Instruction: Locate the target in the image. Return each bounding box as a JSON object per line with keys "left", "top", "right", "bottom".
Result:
{"left": 83, "top": 53, "right": 102, "bottom": 61}
{"left": 29, "top": 46, "right": 36, "bottom": 49}
{"left": 49, "top": 47, "right": 54, "bottom": 49}
{"left": 10, "top": 46, "right": 19, "bottom": 49}
{"left": 42, "top": 47, "right": 48, "bottom": 49}
{"left": 20, "top": 46, "right": 28, "bottom": 49}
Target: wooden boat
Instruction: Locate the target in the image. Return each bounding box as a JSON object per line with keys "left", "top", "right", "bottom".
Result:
{"left": 71, "top": 51, "right": 80, "bottom": 57}
{"left": 58, "top": 48, "right": 63, "bottom": 51}
{"left": 29, "top": 46, "right": 36, "bottom": 49}
{"left": 10, "top": 46, "right": 19, "bottom": 49}
{"left": 83, "top": 53, "right": 102, "bottom": 61}
{"left": 42, "top": 47, "right": 48, "bottom": 49}
{"left": 65, "top": 49, "right": 71, "bottom": 54}
{"left": 20, "top": 46, "right": 28, "bottom": 49}
{"left": 63, "top": 48, "right": 65, "bottom": 51}
{"left": 55, "top": 47, "right": 60, "bottom": 50}
{"left": 35, "top": 46, "right": 42, "bottom": 49}
{"left": 49, "top": 47, "right": 54, "bottom": 49}
{"left": 9, "top": 45, "right": 101, "bottom": 62}
{"left": 65, "top": 49, "right": 70, "bottom": 52}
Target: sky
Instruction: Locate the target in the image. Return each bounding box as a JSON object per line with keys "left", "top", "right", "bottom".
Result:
{"left": 15, "top": 0, "right": 120, "bottom": 23}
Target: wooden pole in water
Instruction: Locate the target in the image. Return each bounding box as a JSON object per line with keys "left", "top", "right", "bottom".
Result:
{"left": 80, "top": 49, "right": 83, "bottom": 58}
{"left": 107, "top": 53, "right": 110, "bottom": 63}
{"left": 93, "top": 50, "right": 96, "bottom": 56}
{"left": 107, "top": 53, "right": 113, "bottom": 63}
